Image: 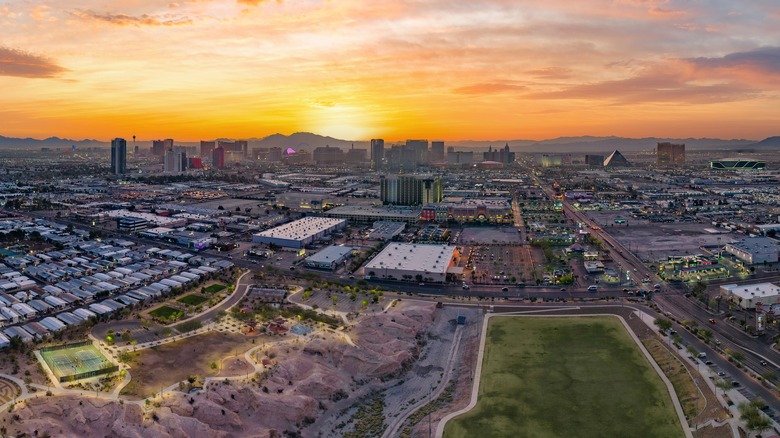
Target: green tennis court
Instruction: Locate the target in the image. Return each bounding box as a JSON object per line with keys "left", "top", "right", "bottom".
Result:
{"left": 40, "top": 343, "right": 113, "bottom": 381}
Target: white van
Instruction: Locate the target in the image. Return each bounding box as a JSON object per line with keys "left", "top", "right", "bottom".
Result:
{"left": 587, "top": 285, "right": 598, "bottom": 292}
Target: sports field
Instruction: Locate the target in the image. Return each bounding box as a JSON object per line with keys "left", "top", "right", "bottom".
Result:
{"left": 40, "top": 343, "right": 112, "bottom": 380}
{"left": 444, "top": 316, "right": 684, "bottom": 438}
{"left": 149, "top": 305, "right": 180, "bottom": 320}
{"left": 178, "top": 293, "right": 209, "bottom": 306}
{"left": 204, "top": 284, "right": 227, "bottom": 294}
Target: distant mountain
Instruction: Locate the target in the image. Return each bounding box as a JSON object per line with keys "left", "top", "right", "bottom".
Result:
{"left": 0, "top": 135, "right": 105, "bottom": 149}
{"left": 735, "top": 136, "right": 780, "bottom": 152}
{"left": 250, "top": 132, "right": 369, "bottom": 150}
{"left": 515, "top": 137, "right": 756, "bottom": 153}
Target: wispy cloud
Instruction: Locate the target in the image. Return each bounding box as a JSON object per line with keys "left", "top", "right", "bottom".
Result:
{"left": 455, "top": 82, "right": 527, "bottom": 95}
{"left": 0, "top": 46, "right": 67, "bottom": 78}
{"left": 71, "top": 10, "right": 194, "bottom": 26}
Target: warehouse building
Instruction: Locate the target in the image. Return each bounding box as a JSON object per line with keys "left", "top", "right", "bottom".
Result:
{"left": 720, "top": 283, "right": 780, "bottom": 309}
{"left": 364, "top": 243, "right": 459, "bottom": 283}
{"left": 253, "top": 217, "right": 346, "bottom": 249}
{"left": 305, "top": 245, "right": 354, "bottom": 270}
{"left": 724, "top": 237, "right": 779, "bottom": 264}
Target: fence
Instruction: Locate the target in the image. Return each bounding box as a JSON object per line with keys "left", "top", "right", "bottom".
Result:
{"left": 60, "top": 365, "right": 119, "bottom": 383}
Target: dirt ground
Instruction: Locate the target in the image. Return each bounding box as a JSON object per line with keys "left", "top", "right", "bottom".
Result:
{"left": 120, "top": 331, "right": 273, "bottom": 399}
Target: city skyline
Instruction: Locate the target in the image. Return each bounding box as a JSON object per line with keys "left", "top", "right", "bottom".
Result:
{"left": 2, "top": 1, "right": 780, "bottom": 141}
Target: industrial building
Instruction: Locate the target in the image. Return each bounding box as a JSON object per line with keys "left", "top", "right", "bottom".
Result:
{"left": 253, "top": 217, "right": 346, "bottom": 249}
{"left": 720, "top": 283, "right": 780, "bottom": 309}
{"left": 305, "top": 245, "right": 353, "bottom": 270}
{"left": 368, "top": 221, "right": 406, "bottom": 240}
{"left": 364, "top": 243, "right": 459, "bottom": 283}
{"left": 724, "top": 237, "right": 779, "bottom": 264}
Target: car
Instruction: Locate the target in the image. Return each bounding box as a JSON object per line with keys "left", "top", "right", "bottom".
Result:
{"left": 760, "top": 360, "right": 767, "bottom": 366}
{"left": 708, "top": 318, "right": 716, "bottom": 324}
{"left": 622, "top": 288, "right": 629, "bottom": 292}
{"left": 732, "top": 381, "right": 740, "bottom": 387}
{"left": 705, "top": 361, "right": 713, "bottom": 365}
{"left": 717, "top": 371, "right": 726, "bottom": 377}
{"left": 348, "top": 275, "right": 355, "bottom": 279}
{"left": 560, "top": 288, "right": 566, "bottom": 291}
{"left": 501, "top": 287, "right": 509, "bottom": 292}
{"left": 419, "top": 283, "right": 425, "bottom": 286}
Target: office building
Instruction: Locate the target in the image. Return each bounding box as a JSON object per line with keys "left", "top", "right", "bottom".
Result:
{"left": 657, "top": 142, "right": 685, "bottom": 164}
{"left": 430, "top": 141, "right": 445, "bottom": 163}
{"left": 380, "top": 174, "right": 442, "bottom": 206}
{"left": 110, "top": 138, "right": 127, "bottom": 175}
{"left": 371, "top": 139, "right": 385, "bottom": 170}
{"left": 200, "top": 141, "right": 215, "bottom": 157}
{"left": 447, "top": 150, "right": 474, "bottom": 167}
{"left": 212, "top": 146, "right": 225, "bottom": 169}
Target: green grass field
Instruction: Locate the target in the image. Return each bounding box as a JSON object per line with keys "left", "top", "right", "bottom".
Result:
{"left": 177, "top": 293, "right": 209, "bottom": 306}
{"left": 40, "top": 344, "right": 111, "bottom": 379}
{"left": 204, "top": 284, "right": 227, "bottom": 294}
{"left": 444, "top": 316, "right": 684, "bottom": 438}
{"left": 149, "top": 305, "right": 180, "bottom": 320}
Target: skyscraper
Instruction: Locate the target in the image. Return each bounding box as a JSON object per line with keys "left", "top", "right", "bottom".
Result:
{"left": 111, "top": 138, "right": 127, "bottom": 175}
{"left": 380, "top": 174, "right": 442, "bottom": 206}
{"left": 235, "top": 140, "right": 248, "bottom": 158}
{"left": 152, "top": 138, "right": 173, "bottom": 157}
{"left": 370, "top": 139, "right": 385, "bottom": 170}
{"left": 164, "top": 147, "right": 188, "bottom": 173}
{"left": 406, "top": 139, "right": 429, "bottom": 166}
{"left": 200, "top": 141, "right": 215, "bottom": 157}
{"left": 212, "top": 146, "right": 225, "bottom": 168}
{"left": 656, "top": 142, "right": 685, "bottom": 164}
{"left": 430, "top": 141, "right": 445, "bottom": 163}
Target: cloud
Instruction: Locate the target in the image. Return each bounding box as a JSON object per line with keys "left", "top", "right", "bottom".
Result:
{"left": 0, "top": 46, "right": 67, "bottom": 78}
{"left": 454, "top": 82, "right": 527, "bottom": 95}
{"left": 688, "top": 46, "right": 780, "bottom": 74}
{"left": 525, "top": 67, "right": 573, "bottom": 79}
{"left": 237, "top": 0, "right": 274, "bottom": 5}
{"left": 72, "top": 10, "right": 194, "bottom": 26}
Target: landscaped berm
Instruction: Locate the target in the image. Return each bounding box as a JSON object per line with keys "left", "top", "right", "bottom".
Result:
{"left": 39, "top": 341, "right": 117, "bottom": 383}
{"left": 445, "top": 316, "right": 685, "bottom": 438}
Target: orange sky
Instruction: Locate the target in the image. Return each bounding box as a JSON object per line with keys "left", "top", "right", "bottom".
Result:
{"left": 2, "top": 0, "right": 780, "bottom": 141}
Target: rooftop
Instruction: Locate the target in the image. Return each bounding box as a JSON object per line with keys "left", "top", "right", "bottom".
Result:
{"left": 365, "top": 243, "right": 457, "bottom": 274}
{"left": 254, "top": 217, "right": 345, "bottom": 241}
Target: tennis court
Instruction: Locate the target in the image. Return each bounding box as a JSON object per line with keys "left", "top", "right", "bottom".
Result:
{"left": 39, "top": 342, "right": 115, "bottom": 382}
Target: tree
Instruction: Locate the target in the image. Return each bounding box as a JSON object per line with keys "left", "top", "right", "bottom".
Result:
{"left": 686, "top": 345, "right": 698, "bottom": 357}
{"left": 714, "top": 378, "right": 732, "bottom": 396}
{"left": 654, "top": 318, "right": 672, "bottom": 333}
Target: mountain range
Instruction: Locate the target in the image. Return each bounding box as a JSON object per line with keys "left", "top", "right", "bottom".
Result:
{"left": 1, "top": 132, "right": 778, "bottom": 154}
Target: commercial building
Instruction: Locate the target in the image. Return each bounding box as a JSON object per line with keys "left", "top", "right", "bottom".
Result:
{"left": 364, "top": 243, "right": 459, "bottom": 283}
{"left": 724, "top": 237, "right": 779, "bottom": 264}
{"left": 370, "top": 139, "right": 384, "bottom": 170}
{"left": 406, "top": 139, "right": 429, "bottom": 166}
{"left": 110, "top": 138, "right": 127, "bottom": 175}
{"left": 421, "top": 198, "right": 512, "bottom": 224}
{"left": 710, "top": 158, "right": 766, "bottom": 170}
{"left": 585, "top": 155, "right": 604, "bottom": 167}
{"left": 117, "top": 216, "right": 148, "bottom": 233}
{"left": 380, "top": 174, "right": 443, "bottom": 206}
{"left": 212, "top": 146, "right": 225, "bottom": 168}
{"left": 656, "top": 142, "right": 685, "bottom": 164}
{"left": 720, "top": 283, "right": 780, "bottom": 309}
{"left": 604, "top": 150, "right": 631, "bottom": 167}
{"left": 152, "top": 139, "right": 173, "bottom": 157}
{"left": 483, "top": 144, "right": 514, "bottom": 164}
{"left": 164, "top": 147, "right": 188, "bottom": 173}
{"left": 305, "top": 245, "right": 353, "bottom": 270}
{"left": 252, "top": 217, "right": 346, "bottom": 249}
{"left": 200, "top": 141, "right": 215, "bottom": 157}
{"left": 324, "top": 205, "right": 421, "bottom": 225}
{"left": 368, "top": 221, "right": 406, "bottom": 240}
{"left": 447, "top": 151, "right": 474, "bottom": 167}
{"left": 430, "top": 141, "right": 445, "bottom": 163}
{"left": 313, "top": 145, "right": 343, "bottom": 165}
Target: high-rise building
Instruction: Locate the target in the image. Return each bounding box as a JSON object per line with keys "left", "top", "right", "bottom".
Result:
{"left": 313, "top": 145, "right": 343, "bottom": 165}
{"left": 235, "top": 140, "right": 248, "bottom": 158}
{"left": 656, "top": 142, "right": 685, "bottom": 164}
{"left": 406, "top": 140, "right": 429, "bottom": 166}
{"left": 212, "top": 146, "right": 225, "bottom": 169}
{"left": 152, "top": 139, "right": 173, "bottom": 157}
{"left": 111, "top": 138, "right": 127, "bottom": 175}
{"left": 585, "top": 155, "right": 605, "bottom": 167}
{"left": 163, "top": 147, "right": 188, "bottom": 173}
{"left": 483, "top": 144, "right": 515, "bottom": 164}
{"left": 200, "top": 141, "right": 215, "bottom": 157}
{"left": 268, "top": 147, "right": 283, "bottom": 162}
{"left": 380, "top": 174, "right": 442, "bottom": 206}
{"left": 346, "top": 145, "right": 367, "bottom": 164}
{"left": 430, "top": 141, "right": 445, "bottom": 163}
{"left": 370, "top": 139, "right": 385, "bottom": 170}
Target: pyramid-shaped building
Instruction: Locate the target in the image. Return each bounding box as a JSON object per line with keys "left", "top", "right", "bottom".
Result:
{"left": 604, "top": 150, "right": 631, "bottom": 167}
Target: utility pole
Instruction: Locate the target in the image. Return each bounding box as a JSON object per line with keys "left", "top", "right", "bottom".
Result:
{"left": 428, "top": 383, "right": 433, "bottom": 438}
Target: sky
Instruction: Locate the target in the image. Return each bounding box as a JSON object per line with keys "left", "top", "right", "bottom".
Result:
{"left": 2, "top": 0, "right": 780, "bottom": 142}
